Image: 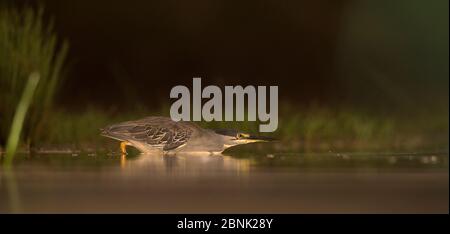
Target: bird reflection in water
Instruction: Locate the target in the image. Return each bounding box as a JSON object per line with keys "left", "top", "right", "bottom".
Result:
{"left": 118, "top": 152, "right": 251, "bottom": 178}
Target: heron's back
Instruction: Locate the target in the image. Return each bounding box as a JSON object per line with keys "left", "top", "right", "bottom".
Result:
{"left": 103, "top": 116, "right": 225, "bottom": 152}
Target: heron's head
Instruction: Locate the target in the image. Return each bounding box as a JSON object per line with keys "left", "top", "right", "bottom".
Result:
{"left": 100, "top": 122, "right": 135, "bottom": 142}
{"left": 213, "top": 129, "right": 275, "bottom": 148}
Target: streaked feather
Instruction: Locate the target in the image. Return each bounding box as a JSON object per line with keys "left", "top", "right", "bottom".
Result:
{"left": 106, "top": 117, "right": 193, "bottom": 151}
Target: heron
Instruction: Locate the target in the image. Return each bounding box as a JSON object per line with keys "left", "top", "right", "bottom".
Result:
{"left": 100, "top": 116, "right": 273, "bottom": 155}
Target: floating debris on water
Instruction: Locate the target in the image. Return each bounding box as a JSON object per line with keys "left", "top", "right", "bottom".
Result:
{"left": 388, "top": 156, "right": 397, "bottom": 164}
{"left": 430, "top": 156, "right": 438, "bottom": 164}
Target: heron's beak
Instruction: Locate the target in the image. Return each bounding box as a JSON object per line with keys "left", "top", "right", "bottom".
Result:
{"left": 245, "top": 135, "right": 277, "bottom": 143}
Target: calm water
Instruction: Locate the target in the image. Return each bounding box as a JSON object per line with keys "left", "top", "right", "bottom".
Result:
{"left": 0, "top": 151, "right": 448, "bottom": 213}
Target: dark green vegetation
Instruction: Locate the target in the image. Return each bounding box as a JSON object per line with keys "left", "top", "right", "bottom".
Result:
{"left": 35, "top": 104, "right": 448, "bottom": 154}
{"left": 0, "top": 6, "right": 68, "bottom": 152}
{"left": 3, "top": 73, "right": 40, "bottom": 165}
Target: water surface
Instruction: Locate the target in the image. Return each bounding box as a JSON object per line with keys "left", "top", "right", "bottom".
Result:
{"left": 0, "top": 151, "right": 448, "bottom": 213}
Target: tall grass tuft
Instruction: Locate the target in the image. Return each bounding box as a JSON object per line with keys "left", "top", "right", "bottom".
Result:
{"left": 0, "top": 6, "right": 68, "bottom": 148}
{"left": 4, "top": 73, "right": 40, "bottom": 166}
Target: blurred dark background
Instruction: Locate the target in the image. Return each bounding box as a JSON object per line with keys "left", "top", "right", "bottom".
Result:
{"left": 6, "top": 0, "right": 449, "bottom": 112}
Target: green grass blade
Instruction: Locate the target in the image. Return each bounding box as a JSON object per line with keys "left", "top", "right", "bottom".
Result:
{"left": 3, "top": 72, "right": 40, "bottom": 166}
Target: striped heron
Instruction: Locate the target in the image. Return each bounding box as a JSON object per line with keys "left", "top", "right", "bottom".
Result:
{"left": 100, "top": 116, "right": 273, "bottom": 154}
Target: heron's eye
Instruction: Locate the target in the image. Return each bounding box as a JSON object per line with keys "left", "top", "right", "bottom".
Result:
{"left": 236, "top": 133, "right": 248, "bottom": 139}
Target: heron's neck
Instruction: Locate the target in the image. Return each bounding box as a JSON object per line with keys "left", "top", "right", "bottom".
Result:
{"left": 221, "top": 138, "right": 240, "bottom": 150}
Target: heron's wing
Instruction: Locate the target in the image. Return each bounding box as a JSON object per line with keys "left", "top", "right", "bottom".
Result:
{"left": 127, "top": 124, "right": 192, "bottom": 151}
{"left": 164, "top": 128, "right": 192, "bottom": 150}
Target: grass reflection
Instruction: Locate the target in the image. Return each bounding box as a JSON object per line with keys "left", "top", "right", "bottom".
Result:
{"left": 2, "top": 167, "right": 21, "bottom": 213}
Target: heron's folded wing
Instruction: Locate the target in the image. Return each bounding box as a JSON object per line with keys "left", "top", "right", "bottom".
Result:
{"left": 163, "top": 128, "right": 192, "bottom": 151}
{"left": 126, "top": 123, "right": 192, "bottom": 151}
